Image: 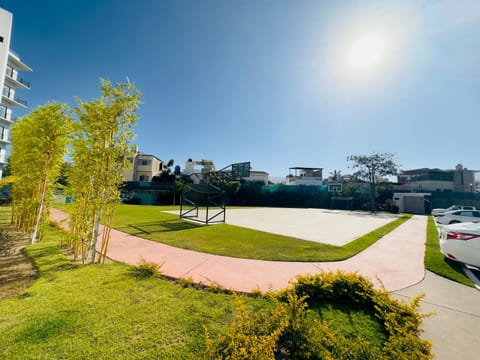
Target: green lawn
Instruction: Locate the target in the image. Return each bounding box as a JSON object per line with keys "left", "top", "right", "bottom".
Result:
{"left": 106, "top": 205, "right": 412, "bottom": 261}
{"left": 0, "top": 207, "right": 389, "bottom": 359}
{"left": 424, "top": 216, "right": 474, "bottom": 287}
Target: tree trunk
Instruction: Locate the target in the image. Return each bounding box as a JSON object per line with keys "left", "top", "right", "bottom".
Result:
{"left": 88, "top": 208, "right": 102, "bottom": 264}
{"left": 31, "top": 176, "right": 48, "bottom": 243}
{"left": 369, "top": 182, "right": 376, "bottom": 215}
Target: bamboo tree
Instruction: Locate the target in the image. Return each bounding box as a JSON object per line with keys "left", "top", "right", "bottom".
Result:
{"left": 68, "top": 79, "right": 141, "bottom": 263}
{"left": 10, "top": 104, "right": 72, "bottom": 242}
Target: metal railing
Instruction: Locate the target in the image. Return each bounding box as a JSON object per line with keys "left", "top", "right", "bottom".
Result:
{"left": 16, "top": 77, "right": 30, "bottom": 88}
{"left": 14, "top": 97, "right": 28, "bottom": 107}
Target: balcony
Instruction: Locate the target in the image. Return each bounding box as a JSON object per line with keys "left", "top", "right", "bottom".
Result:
{"left": 1, "top": 95, "right": 27, "bottom": 108}
{"left": 4, "top": 73, "right": 30, "bottom": 90}
{"left": 8, "top": 51, "right": 32, "bottom": 72}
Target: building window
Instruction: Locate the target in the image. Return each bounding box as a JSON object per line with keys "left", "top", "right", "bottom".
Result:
{"left": 0, "top": 36, "right": 3, "bottom": 43}
{"left": 0, "top": 127, "right": 5, "bottom": 140}
{"left": 141, "top": 160, "right": 150, "bottom": 166}
{"left": 139, "top": 175, "right": 149, "bottom": 181}
{"left": 5, "top": 65, "right": 13, "bottom": 78}
{"left": 0, "top": 106, "right": 7, "bottom": 119}
{"left": 3, "top": 85, "right": 11, "bottom": 98}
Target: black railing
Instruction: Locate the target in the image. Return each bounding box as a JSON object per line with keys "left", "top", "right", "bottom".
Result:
{"left": 14, "top": 97, "right": 27, "bottom": 107}
{"left": 17, "top": 77, "right": 30, "bottom": 88}
{"left": 5, "top": 71, "right": 31, "bottom": 88}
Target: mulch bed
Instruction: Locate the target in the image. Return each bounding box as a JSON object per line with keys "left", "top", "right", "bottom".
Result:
{"left": 0, "top": 226, "right": 38, "bottom": 301}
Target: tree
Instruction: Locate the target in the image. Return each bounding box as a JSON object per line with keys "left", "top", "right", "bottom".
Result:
{"left": 329, "top": 170, "right": 342, "bottom": 181}
{"left": 67, "top": 79, "right": 141, "bottom": 263}
{"left": 152, "top": 159, "right": 175, "bottom": 183}
{"left": 347, "top": 152, "right": 398, "bottom": 214}
{"left": 10, "top": 103, "right": 72, "bottom": 242}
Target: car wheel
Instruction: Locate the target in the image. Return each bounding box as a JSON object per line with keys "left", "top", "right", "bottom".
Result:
{"left": 449, "top": 220, "right": 461, "bottom": 224}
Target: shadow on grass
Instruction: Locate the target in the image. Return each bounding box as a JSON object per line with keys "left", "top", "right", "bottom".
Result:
{"left": 444, "top": 257, "right": 468, "bottom": 277}
{"left": 117, "top": 219, "right": 203, "bottom": 236}
{"left": 26, "top": 246, "right": 78, "bottom": 273}
{"left": 14, "top": 310, "right": 80, "bottom": 343}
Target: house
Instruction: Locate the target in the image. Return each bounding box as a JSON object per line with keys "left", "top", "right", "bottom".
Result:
{"left": 241, "top": 170, "right": 269, "bottom": 185}
{"left": 123, "top": 153, "right": 165, "bottom": 182}
{"left": 0, "top": 8, "right": 31, "bottom": 178}
{"left": 398, "top": 164, "right": 476, "bottom": 193}
{"left": 285, "top": 167, "right": 323, "bottom": 186}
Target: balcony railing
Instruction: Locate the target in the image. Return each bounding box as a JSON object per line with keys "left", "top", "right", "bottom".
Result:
{"left": 4, "top": 72, "right": 31, "bottom": 89}
{"left": 14, "top": 97, "right": 28, "bottom": 107}
{"left": 16, "top": 77, "right": 30, "bottom": 88}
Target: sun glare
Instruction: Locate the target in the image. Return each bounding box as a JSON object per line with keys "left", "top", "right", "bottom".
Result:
{"left": 348, "top": 34, "right": 386, "bottom": 71}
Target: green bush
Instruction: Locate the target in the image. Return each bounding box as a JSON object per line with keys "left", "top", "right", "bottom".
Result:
{"left": 204, "top": 272, "right": 433, "bottom": 360}
{"left": 203, "top": 296, "right": 287, "bottom": 359}
{"left": 130, "top": 258, "right": 163, "bottom": 279}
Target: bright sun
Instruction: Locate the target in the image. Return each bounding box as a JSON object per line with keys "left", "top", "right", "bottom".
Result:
{"left": 348, "top": 34, "right": 386, "bottom": 71}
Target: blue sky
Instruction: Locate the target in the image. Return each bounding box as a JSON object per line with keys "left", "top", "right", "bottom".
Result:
{"left": 3, "top": 0, "right": 480, "bottom": 180}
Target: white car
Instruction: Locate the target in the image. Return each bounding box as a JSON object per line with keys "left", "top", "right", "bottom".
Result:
{"left": 436, "top": 210, "right": 480, "bottom": 225}
{"left": 440, "top": 222, "right": 480, "bottom": 268}
{"left": 431, "top": 205, "right": 476, "bottom": 217}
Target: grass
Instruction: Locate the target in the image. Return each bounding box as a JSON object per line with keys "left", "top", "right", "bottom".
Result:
{"left": 0, "top": 206, "right": 388, "bottom": 359}
{"left": 104, "top": 204, "right": 412, "bottom": 262}
{"left": 424, "top": 216, "right": 474, "bottom": 287}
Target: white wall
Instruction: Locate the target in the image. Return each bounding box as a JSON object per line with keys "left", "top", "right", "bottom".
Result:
{"left": 0, "top": 9, "right": 12, "bottom": 93}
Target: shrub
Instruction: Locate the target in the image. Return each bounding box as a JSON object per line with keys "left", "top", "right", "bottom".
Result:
{"left": 203, "top": 296, "right": 287, "bottom": 360}
{"left": 130, "top": 258, "right": 162, "bottom": 279}
{"left": 204, "top": 272, "right": 433, "bottom": 359}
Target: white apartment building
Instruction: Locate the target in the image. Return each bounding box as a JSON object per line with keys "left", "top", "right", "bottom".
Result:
{"left": 0, "top": 8, "right": 31, "bottom": 177}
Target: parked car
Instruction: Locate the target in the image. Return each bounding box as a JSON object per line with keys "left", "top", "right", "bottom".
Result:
{"left": 436, "top": 210, "right": 480, "bottom": 225}
{"left": 431, "top": 205, "right": 476, "bottom": 217}
{"left": 439, "top": 222, "right": 480, "bottom": 268}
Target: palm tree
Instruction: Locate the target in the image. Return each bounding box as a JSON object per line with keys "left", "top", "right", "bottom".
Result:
{"left": 329, "top": 170, "right": 342, "bottom": 182}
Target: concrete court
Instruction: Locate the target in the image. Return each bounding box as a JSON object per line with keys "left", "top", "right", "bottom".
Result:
{"left": 173, "top": 207, "right": 399, "bottom": 246}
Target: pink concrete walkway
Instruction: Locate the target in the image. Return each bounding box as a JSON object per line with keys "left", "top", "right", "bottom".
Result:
{"left": 50, "top": 209, "right": 426, "bottom": 293}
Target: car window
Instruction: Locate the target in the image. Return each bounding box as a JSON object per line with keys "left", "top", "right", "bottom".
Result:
{"left": 459, "top": 211, "right": 473, "bottom": 217}
{"left": 474, "top": 211, "right": 480, "bottom": 217}
{"left": 464, "top": 206, "right": 474, "bottom": 210}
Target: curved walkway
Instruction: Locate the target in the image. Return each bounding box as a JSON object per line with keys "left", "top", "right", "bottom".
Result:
{"left": 50, "top": 209, "right": 426, "bottom": 293}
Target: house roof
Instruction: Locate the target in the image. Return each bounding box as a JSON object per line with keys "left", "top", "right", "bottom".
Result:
{"left": 289, "top": 167, "right": 323, "bottom": 171}
{"left": 135, "top": 154, "right": 164, "bottom": 162}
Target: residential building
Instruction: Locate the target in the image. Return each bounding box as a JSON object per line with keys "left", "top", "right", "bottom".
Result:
{"left": 241, "top": 170, "right": 269, "bottom": 185}
{"left": 0, "top": 8, "right": 31, "bottom": 177}
{"left": 123, "top": 153, "right": 165, "bottom": 182}
{"left": 398, "top": 164, "right": 476, "bottom": 193}
{"left": 285, "top": 167, "right": 323, "bottom": 186}
{"left": 184, "top": 159, "right": 215, "bottom": 184}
